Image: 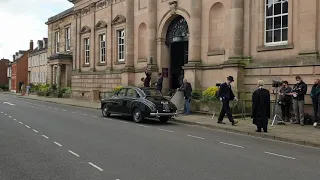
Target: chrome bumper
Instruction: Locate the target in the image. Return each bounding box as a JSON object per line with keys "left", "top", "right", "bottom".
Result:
{"left": 150, "top": 110, "right": 179, "bottom": 117}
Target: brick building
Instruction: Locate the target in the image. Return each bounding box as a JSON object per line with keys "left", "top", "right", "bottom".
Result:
{"left": 51, "top": 0, "right": 320, "bottom": 104}
{"left": 0, "top": 58, "right": 10, "bottom": 89}
{"left": 11, "top": 41, "right": 32, "bottom": 92}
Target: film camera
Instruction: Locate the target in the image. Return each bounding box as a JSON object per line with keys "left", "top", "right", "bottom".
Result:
{"left": 272, "top": 78, "right": 283, "bottom": 88}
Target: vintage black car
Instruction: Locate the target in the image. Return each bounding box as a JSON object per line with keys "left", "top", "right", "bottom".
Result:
{"left": 100, "top": 87, "right": 178, "bottom": 123}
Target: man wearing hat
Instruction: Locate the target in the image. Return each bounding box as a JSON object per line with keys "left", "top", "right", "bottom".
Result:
{"left": 217, "top": 76, "right": 238, "bottom": 126}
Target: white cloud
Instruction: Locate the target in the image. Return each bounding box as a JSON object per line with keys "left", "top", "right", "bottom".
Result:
{"left": 0, "top": 0, "right": 73, "bottom": 60}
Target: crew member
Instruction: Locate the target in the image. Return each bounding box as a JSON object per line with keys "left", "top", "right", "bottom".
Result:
{"left": 290, "top": 76, "right": 307, "bottom": 125}
{"left": 179, "top": 79, "right": 192, "bottom": 115}
{"left": 279, "top": 81, "right": 292, "bottom": 122}
{"left": 144, "top": 67, "right": 152, "bottom": 87}
{"left": 217, "top": 76, "right": 238, "bottom": 126}
{"left": 252, "top": 80, "right": 270, "bottom": 133}
{"left": 156, "top": 73, "right": 163, "bottom": 92}
{"left": 310, "top": 79, "right": 320, "bottom": 122}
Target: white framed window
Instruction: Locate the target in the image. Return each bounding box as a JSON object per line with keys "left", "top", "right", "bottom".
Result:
{"left": 65, "top": 27, "right": 71, "bottom": 51}
{"left": 265, "top": 0, "right": 288, "bottom": 46}
{"left": 84, "top": 38, "right": 90, "bottom": 64}
{"left": 99, "top": 34, "right": 106, "bottom": 63}
{"left": 117, "top": 29, "right": 125, "bottom": 62}
{"left": 55, "top": 31, "right": 60, "bottom": 53}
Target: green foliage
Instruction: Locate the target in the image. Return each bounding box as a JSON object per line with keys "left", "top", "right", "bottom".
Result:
{"left": 201, "top": 86, "right": 219, "bottom": 102}
{"left": 58, "top": 87, "right": 72, "bottom": 98}
{"left": 38, "top": 84, "right": 50, "bottom": 92}
{"left": 112, "top": 86, "right": 123, "bottom": 94}
{"left": 0, "top": 84, "right": 9, "bottom": 90}
{"left": 191, "top": 90, "right": 202, "bottom": 100}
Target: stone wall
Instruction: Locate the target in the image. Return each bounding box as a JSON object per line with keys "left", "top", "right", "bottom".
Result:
{"left": 71, "top": 71, "right": 122, "bottom": 100}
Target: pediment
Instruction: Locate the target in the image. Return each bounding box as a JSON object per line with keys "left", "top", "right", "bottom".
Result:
{"left": 95, "top": 21, "right": 107, "bottom": 30}
{"left": 80, "top": 26, "right": 91, "bottom": 34}
{"left": 111, "top": 15, "right": 126, "bottom": 25}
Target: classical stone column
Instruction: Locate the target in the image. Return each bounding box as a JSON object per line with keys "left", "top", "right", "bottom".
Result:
{"left": 125, "top": 0, "right": 134, "bottom": 68}
{"left": 49, "top": 65, "right": 53, "bottom": 86}
{"left": 188, "top": 0, "right": 202, "bottom": 64}
{"left": 57, "top": 64, "right": 61, "bottom": 89}
{"left": 147, "top": 0, "right": 157, "bottom": 65}
{"left": 228, "top": 0, "right": 244, "bottom": 59}
{"left": 106, "top": 4, "right": 113, "bottom": 70}
{"left": 65, "top": 64, "right": 69, "bottom": 87}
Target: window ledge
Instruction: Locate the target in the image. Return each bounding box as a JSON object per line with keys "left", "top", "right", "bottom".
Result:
{"left": 137, "top": 58, "right": 147, "bottom": 63}
{"left": 82, "top": 64, "right": 90, "bottom": 67}
{"left": 257, "top": 43, "right": 294, "bottom": 52}
{"left": 207, "top": 49, "right": 225, "bottom": 56}
{"left": 115, "top": 61, "right": 125, "bottom": 65}
{"left": 97, "top": 62, "right": 106, "bottom": 66}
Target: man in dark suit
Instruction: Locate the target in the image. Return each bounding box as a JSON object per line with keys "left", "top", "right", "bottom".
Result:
{"left": 156, "top": 73, "right": 163, "bottom": 92}
{"left": 217, "top": 76, "right": 238, "bottom": 126}
{"left": 252, "top": 80, "right": 271, "bottom": 133}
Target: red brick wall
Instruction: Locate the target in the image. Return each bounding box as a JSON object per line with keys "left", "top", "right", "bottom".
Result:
{"left": 11, "top": 63, "right": 17, "bottom": 91}
{"left": 16, "top": 52, "right": 29, "bottom": 90}
{"left": 0, "top": 60, "right": 9, "bottom": 85}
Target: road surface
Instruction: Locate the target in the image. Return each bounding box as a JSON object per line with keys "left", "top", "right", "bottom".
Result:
{"left": 0, "top": 93, "right": 319, "bottom": 180}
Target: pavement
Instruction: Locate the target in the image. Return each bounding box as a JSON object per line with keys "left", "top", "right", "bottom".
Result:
{"left": 0, "top": 93, "right": 320, "bottom": 180}
{"left": 12, "top": 93, "right": 320, "bottom": 148}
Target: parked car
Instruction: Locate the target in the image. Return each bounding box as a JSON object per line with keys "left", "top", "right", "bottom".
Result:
{"left": 100, "top": 87, "right": 178, "bottom": 123}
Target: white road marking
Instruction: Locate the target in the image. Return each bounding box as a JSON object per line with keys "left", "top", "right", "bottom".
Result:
{"left": 8, "top": 116, "right": 12, "bottom": 118}
{"left": 54, "top": 142, "right": 62, "bottom": 147}
{"left": 4, "top": 114, "right": 7, "bottom": 116}
{"left": 53, "top": 108, "right": 58, "bottom": 110}
{"left": 42, "top": 135, "right": 49, "bottom": 139}
{"left": 19, "top": 121, "right": 23, "bottom": 124}
{"left": 220, "top": 142, "right": 244, "bottom": 148}
{"left": 138, "top": 125, "right": 149, "bottom": 128}
{"left": 119, "top": 121, "right": 129, "bottom": 124}
{"left": 62, "top": 110, "right": 66, "bottom": 111}
{"left": 158, "top": 128, "right": 174, "bottom": 133}
{"left": 0, "top": 112, "right": 3, "bottom": 113}
{"left": 33, "top": 129, "right": 38, "bottom": 133}
{"left": 25, "top": 125, "right": 30, "bottom": 128}
{"left": 72, "top": 112, "right": 76, "bottom": 114}
{"left": 3, "top": 102, "right": 15, "bottom": 106}
{"left": 88, "top": 162, "right": 104, "bottom": 172}
{"left": 81, "top": 113, "right": 88, "bottom": 116}
{"left": 93, "top": 116, "right": 99, "bottom": 118}
{"left": 68, "top": 150, "right": 80, "bottom": 157}
{"left": 13, "top": 118, "right": 17, "bottom": 121}
{"left": 264, "top": 151, "right": 296, "bottom": 160}
{"left": 187, "top": 135, "right": 205, "bottom": 140}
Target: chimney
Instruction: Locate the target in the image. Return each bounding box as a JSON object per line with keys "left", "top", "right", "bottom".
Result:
{"left": 13, "top": 55, "right": 15, "bottom": 61}
{"left": 30, "top": 40, "right": 34, "bottom": 51}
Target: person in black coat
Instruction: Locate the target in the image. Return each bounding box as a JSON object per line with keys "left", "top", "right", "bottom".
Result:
{"left": 217, "top": 76, "right": 238, "bottom": 126}
{"left": 156, "top": 73, "right": 163, "bottom": 92}
{"left": 144, "top": 68, "right": 152, "bottom": 87}
{"left": 251, "top": 80, "right": 271, "bottom": 133}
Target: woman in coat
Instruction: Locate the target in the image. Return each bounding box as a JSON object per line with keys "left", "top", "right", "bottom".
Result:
{"left": 252, "top": 80, "right": 271, "bottom": 133}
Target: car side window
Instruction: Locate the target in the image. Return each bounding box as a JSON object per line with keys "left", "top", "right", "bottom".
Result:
{"left": 117, "top": 89, "right": 127, "bottom": 97}
{"left": 126, "top": 88, "right": 139, "bottom": 98}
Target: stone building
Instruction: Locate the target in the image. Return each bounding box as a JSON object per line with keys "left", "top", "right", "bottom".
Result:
{"left": 46, "top": 8, "right": 74, "bottom": 89}
{"left": 28, "top": 39, "right": 48, "bottom": 84}
{"left": 64, "top": 0, "right": 319, "bottom": 105}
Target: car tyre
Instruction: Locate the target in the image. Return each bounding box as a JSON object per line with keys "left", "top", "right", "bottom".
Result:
{"left": 133, "top": 108, "right": 144, "bottom": 123}
{"left": 159, "top": 116, "right": 170, "bottom": 123}
{"left": 102, "top": 104, "right": 111, "bottom": 117}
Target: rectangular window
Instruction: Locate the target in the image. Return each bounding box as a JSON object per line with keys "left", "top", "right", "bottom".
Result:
{"left": 265, "top": 0, "right": 288, "bottom": 45}
{"left": 99, "top": 34, "right": 106, "bottom": 63}
{"left": 84, "top": 38, "right": 90, "bottom": 64}
{"left": 65, "top": 27, "right": 71, "bottom": 51}
{"left": 55, "top": 31, "right": 60, "bottom": 53}
{"left": 117, "top": 29, "right": 125, "bottom": 62}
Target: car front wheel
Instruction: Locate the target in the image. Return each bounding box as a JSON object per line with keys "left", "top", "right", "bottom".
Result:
{"left": 159, "top": 116, "right": 170, "bottom": 123}
{"left": 102, "top": 104, "right": 110, "bottom": 117}
{"left": 133, "top": 108, "right": 144, "bottom": 123}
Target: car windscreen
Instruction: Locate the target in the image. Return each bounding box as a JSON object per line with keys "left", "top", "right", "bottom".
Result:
{"left": 142, "top": 88, "right": 162, "bottom": 97}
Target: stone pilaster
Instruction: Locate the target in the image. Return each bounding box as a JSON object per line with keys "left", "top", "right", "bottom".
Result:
{"left": 147, "top": 0, "right": 157, "bottom": 66}
{"left": 106, "top": 4, "right": 113, "bottom": 70}
{"left": 49, "top": 65, "right": 53, "bottom": 86}
{"left": 228, "top": 0, "right": 244, "bottom": 59}
{"left": 298, "top": 0, "right": 318, "bottom": 58}
{"left": 65, "top": 65, "right": 69, "bottom": 87}
{"left": 57, "top": 64, "right": 61, "bottom": 89}
{"left": 125, "top": 0, "right": 134, "bottom": 68}
{"left": 188, "top": 0, "right": 202, "bottom": 64}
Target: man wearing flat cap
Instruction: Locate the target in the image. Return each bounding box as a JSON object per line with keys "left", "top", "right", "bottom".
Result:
{"left": 217, "top": 76, "right": 238, "bottom": 126}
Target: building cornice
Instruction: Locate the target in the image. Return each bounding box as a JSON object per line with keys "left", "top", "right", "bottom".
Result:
{"left": 45, "top": 7, "right": 74, "bottom": 25}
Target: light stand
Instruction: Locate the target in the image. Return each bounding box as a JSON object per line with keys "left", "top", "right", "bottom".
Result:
{"left": 271, "top": 86, "right": 286, "bottom": 126}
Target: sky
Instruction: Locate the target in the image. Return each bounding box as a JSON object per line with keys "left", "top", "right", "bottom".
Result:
{"left": 0, "top": 0, "right": 73, "bottom": 61}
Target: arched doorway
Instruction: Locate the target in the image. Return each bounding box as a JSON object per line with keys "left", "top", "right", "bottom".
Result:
{"left": 166, "top": 15, "right": 189, "bottom": 89}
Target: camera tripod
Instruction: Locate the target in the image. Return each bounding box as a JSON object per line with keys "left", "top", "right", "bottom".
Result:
{"left": 271, "top": 86, "right": 286, "bottom": 126}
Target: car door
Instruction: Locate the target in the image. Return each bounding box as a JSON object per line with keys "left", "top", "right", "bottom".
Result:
{"left": 111, "top": 88, "right": 127, "bottom": 114}
{"left": 124, "top": 88, "right": 139, "bottom": 115}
